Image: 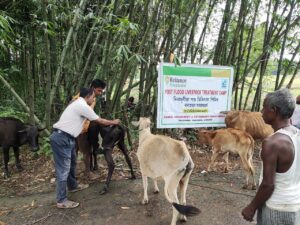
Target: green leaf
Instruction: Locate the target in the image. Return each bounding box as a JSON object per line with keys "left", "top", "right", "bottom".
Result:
{"left": 116, "top": 45, "right": 132, "bottom": 60}
{"left": 174, "top": 55, "right": 181, "bottom": 67}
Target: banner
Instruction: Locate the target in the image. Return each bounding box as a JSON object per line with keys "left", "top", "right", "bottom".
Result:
{"left": 157, "top": 63, "right": 233, "bottom": 128}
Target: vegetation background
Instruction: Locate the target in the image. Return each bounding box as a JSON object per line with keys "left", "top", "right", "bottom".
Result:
{"left": 0, "top": 0, "right": 299, "bottom": 152}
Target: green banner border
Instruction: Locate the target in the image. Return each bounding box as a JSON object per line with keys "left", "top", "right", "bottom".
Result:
{"left": 163, "top": 66, "right": 212, "bottom": 76}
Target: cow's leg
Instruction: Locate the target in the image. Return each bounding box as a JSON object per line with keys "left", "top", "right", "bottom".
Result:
{"left": 178, "top": 161, "right": 194, "bottom": 222}
{"left": 241, "top": 149, "right": 256, "bottom": 190}
{"left": 178, "top": 180, "right": 187, "bottom": 222}
{"left": 89, "top": 136, "right": 99, "bottom": 171}
{"left": 141, "top": 171, "right": 149, "bottom": 204}
{"left": 117, "top": 141, "right": 135, "bottom": 179}
{"left": 165, "top": 174, "right": 181, "bottom": 225}
{"left": 3, "top": 147, "right": 10, "bottom": 178}
{"left": 100, "top": 148, "right": 114, "bottom": 195}
{"left": 92, "top": 145, "right": 98, "bottom": 171}
{"left": 246, "top": 150, "right": 256, "bottom": 190}
{"left": 89, "top": 151, "right": 93, "bottom": 171}
{"left": 239, "top": 152, "right": 252, "bottom": 189}
{"left": 13, "top": 146, "right": 23, "bottom": 172}
{"left": 76, "top": 134, "right": 92, "bottom": 174}
{"left": 223, "top": 152, "right": 229, "bottom": 173}
{"left": 89, "top": 134, "right": 99, "bottom": 171}
{"left": 153, "top": 178, "right": 159, "bottom": 193}
{"left": 207, "top": 148, "right": 219, "bottom": 172}
{"left": 87, "top": 124, "right": 101, "bottom": 170}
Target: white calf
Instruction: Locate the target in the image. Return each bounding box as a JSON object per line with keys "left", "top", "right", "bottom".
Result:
{"left": 134, "top": 117, "right": 200, "bottom": 225}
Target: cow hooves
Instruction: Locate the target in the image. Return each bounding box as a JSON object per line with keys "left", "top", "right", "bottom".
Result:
{"left": 16, "top": 164, "right": 23, "bottom": 172}
{"left": 179, "top": 216, "right": 187, "bottom": 222}
{"left": 95, "top": 148, "right": 105, "bottom": 155}
{"left": 92, "top": 166, "right": 98, "bottom": 171}
{"left": 142, "top": 199, "right": 149, "bottom": 205}
{"left": 242, "top": 184, "right": 248, "bottom": 189}
{"left": 153, "top": 190, "right": 159, "bottom": 194}
{"left": 3, "top": 172, "right": 10, "bottom": 179}
{"left": 99, "top": 189, "right": 107, "bottom": 195}
{"left": 242, "top": 184, "right": 256, "bottom": 190}
{"left": 99, "top": 186, "right": 108, "bottom": 195}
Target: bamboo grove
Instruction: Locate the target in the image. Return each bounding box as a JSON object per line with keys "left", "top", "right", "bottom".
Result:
{"left": 0, "top": 0, "right": 299, "bottom": 131}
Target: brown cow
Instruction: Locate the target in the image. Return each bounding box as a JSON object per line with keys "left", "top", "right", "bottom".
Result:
{"left": 224, "top": 110, "right": 273, "bottom": 139}
{"left": 198, "top": 128, "right": 256, "bottom": 190}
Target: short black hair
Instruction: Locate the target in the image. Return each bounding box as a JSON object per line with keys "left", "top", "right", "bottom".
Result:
{"left": 91, "top": 79, "right": 106, "bottom": 89}
{"left": 79, "top": 88, "right": 94, "bottom": 98}
{"left": 128, "top": 96, "right": 134, "bottom": 102}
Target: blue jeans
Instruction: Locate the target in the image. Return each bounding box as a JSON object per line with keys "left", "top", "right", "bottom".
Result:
{"left": 50, "top": 131, "right": 78, "bottom": 203}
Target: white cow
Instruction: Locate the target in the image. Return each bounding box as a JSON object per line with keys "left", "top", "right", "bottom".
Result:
{"left": 133, "top": 117, "right": 200, "bottom": 225}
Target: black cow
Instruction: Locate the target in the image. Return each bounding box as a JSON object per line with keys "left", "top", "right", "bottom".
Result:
{"left": 87, "top": 122, "right": 136, "bottom": 194}
{"left": 0, "top": 117, "right": 41, "bottom": 178}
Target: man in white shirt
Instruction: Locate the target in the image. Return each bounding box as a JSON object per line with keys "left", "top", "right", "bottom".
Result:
{"left": 73, "top": 79, "right": 106, "bottom": 178}
{"left": 242, "top": 89, "right": 300, "bottom": 225}
{"left": 50, "top": 88, "right": 120, "bottom": 209}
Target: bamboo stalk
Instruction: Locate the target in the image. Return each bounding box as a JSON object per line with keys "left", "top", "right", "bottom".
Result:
{"left": 0, "top": 74, "right": 50, "bottom": 135}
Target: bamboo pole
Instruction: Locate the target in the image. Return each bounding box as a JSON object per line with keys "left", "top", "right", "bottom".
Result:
{"left": 49, "top": 0, "right": 87, "bottom": 108}
{"left": 0, "top": 74, "right": 50, "bottom": 135}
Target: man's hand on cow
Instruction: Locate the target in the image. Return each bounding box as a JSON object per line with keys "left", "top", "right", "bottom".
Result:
{"left": 241, "top": 204, "right": 256, "bottom": 222}
{"left": 112, "top": 119, "right": 120, "bottom": 125}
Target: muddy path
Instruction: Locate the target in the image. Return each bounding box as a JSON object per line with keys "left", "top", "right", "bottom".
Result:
{"left": 0, "top": 143, "right": 261, "bottom": 225}
{"left": 0, "top": 169, "right": 258, "bottom": 225}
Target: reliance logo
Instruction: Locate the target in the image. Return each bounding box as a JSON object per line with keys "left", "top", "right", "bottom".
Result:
{"left": 165, "top": 76, "right": 187, "bottom": 87}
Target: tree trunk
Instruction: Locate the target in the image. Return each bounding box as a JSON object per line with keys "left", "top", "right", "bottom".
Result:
{"left": 42, "top": 0, "right": 52, "bottom": 129}
{"left": 275, "top": 0, "right": 295, "bottom": 90}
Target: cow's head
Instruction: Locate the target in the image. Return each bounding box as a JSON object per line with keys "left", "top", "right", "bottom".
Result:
{"left": 197, "top": 129, "right": 216, "bottom": 145}
{"left": 18, "top": 126, "right": 44, "bottom": 152}
{"left": 132, "top": 117, "right": 151, "bottom": 131}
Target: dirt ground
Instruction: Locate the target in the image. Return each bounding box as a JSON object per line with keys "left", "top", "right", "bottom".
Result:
{"left": 0, "top": 142, "right": 261, "bottom": 225}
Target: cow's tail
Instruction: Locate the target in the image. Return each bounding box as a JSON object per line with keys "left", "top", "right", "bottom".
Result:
{"left": 118, "top": 124, "right": 126, "bottom": 140}
{"left": 172, "top": 203, "right": 201, "bottom": 216}
{"left": 163, "top": 160, "right": 201, "bottom": 217}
